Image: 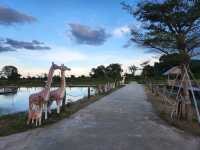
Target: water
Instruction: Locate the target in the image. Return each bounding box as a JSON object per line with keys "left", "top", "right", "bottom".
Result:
{"left": 0, "top": 87, "right": 95, "bottom": 116}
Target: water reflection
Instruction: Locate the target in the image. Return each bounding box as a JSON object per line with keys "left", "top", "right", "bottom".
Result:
{"left": 0, "top": 87, "right": 95, "bottom": 116}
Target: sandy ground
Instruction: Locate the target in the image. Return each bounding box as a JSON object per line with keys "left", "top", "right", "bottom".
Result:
{"left": 0, "top": 82, "right": 200, "bottom": 150}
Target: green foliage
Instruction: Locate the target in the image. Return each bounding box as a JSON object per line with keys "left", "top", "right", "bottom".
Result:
{"left": 123, "top": 0, "right": 200, "bottom": 61}
{"left": 90, "top": 63, "right": 123, "bottom": 82}
{"left": 142, "top": 65, "right": 154, "bottom": 78}
{"left": 90, "top": 65, "right": 107, "bottom": 79}
{"left": 106, "top": 64, "right": 123, "bottom": 81}
{"left": 154, "top": 53, "right": 189, "bottom": 74}
{"left": 1, "top": 65, "right": 21, "bottom": 80}
{"left": 141, "top": 53, "right": 200, "bottom": 79}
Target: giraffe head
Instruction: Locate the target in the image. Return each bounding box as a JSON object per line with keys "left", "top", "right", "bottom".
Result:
{"left": 60, "top": 64, "right": 71, "bottom": 72}
{"left": 52, "top": 62, "right": 60, "bottom": 70}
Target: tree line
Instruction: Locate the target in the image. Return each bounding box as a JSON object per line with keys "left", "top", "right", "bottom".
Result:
{"left": 0, "top": 63, "right": 123, "bottom": 86}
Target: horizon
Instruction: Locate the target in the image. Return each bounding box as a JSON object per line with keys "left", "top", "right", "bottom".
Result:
{"left": 0, "top": 0, "right": 158, "bottom": 77}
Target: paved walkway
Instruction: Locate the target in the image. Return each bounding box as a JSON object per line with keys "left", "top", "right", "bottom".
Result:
{"left": 0, "top": 83, "right": 200, "bottom": 150}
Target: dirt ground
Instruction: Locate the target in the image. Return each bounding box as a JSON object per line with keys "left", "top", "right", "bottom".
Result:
{"left": 146, "top": 88, "right": 200, "bottom": 137}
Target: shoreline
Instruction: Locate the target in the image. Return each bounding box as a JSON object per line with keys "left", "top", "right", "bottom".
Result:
{"left": 0, "top": 85, "right": 123, "bottom": 137}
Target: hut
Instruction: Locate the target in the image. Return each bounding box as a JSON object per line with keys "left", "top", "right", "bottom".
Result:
{"left": 163, "top": 66, "right": 181, "bottom": 86}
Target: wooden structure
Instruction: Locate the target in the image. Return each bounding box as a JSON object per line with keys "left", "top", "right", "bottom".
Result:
{"left": 164, "top": 65, "right": 200, "bottom": 123}
{"left": 163, "top": 66, "right": 181, "bottom": 86}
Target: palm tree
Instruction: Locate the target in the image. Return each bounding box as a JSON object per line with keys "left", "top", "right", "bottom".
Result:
{"left": 128, "top": 65, "right": 137, "bottom": 76}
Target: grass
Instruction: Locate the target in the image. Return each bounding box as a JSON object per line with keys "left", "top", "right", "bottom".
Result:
{"left": 0, "top": 85, "right": 123, "bottom": 137}
{"left": 145, "top": 87, "right": 200, "bottom": 137}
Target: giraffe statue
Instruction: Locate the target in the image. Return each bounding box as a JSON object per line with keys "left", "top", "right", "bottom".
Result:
{"left": 27, "top": 96, "right": 43, "bottom": 126}
{"left": 48, "top": 64, "right": 70, "bottom": 114}
{"left": 27, "top": 62, "right": 59, "bottom": 125}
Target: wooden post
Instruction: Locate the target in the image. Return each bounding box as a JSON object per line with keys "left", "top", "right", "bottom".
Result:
{"left": 185, "top": 67, "right": 200, "bottom": 123}
{"left": 62, "top": 90, "right": 66, "bottom": 110}
{"left": 88, "top": 87, "right": 90, "bottom": 99}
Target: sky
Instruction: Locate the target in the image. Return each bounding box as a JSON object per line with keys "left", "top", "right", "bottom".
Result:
{"left": 0, "top": 0, "right": 157, "bottom": 77}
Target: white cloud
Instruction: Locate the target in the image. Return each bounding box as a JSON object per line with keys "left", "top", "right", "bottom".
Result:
{"left": 68, "top": 67, "right": 91, "bottom": 76}
{"left": 0, "top": 45, "right": 88, "bottom": 77}
{"left": 20, "top": 45, "right": 87, "bottom": 63}
{"left": 112, "top": 26, "right": 131, "bottom": 38}
{"left": 0, "top": 43, "right": 159, "bottom": 77}
{"left": 45, "top": 47, "right": 87, "bottom": 63}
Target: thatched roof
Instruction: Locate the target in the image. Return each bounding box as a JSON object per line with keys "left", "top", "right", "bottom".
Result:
{"left": 163, "top": 66, "right": 181, "bottom": 75}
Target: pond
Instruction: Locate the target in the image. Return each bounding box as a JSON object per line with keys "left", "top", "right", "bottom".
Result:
{"left": 0, "top": 87, "right": 95, "bottom": 116}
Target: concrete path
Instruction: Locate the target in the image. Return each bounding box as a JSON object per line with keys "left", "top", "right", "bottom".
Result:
{"left": 0, "top": 83, "right": 200, "bottom": 150}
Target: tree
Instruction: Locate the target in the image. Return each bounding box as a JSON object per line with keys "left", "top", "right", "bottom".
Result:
{"left": 142, "top": 65, "right": 154, "bottom": 79}
{"left": 90, "top": 65, "right": 107, "bottom": 79}
{"left": 122, "top": 0, "right": 200, "bottom": 63}
{"left": 129, "top": 65, "right": 137, "bottom": 76}
{"left": 90, "top": 64, "right": 123, "bottom": 83}
{"left": 1, "top": 65, "right": 21, "bottom": 80}
{"left": 153, "top": 53, "right": 200, "bottom": 76}
{"left": 154, "top": 53, "right": 186, "bottom": 74}
{"left": 106, "top": 63, "right": 123, "bottom": 82}
{"left": 122, "top": 0, "right": 200, "bottom": 120}
{"left": 53, "top": 75, "right": 61, "bottom": 82}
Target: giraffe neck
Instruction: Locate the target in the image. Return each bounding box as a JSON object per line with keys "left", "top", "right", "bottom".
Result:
{"left": 60, "top": 70, "right": 65, "bottom": 90}
{"left": 46, "top": 65, "right": 55, "bottom": 90}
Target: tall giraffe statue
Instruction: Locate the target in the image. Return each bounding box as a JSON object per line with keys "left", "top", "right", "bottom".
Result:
{"left": 48, "top": 64, "right": 70, "bottom": 114}
{"left": 27, "top": 62, "right": 59, "bottom": 125}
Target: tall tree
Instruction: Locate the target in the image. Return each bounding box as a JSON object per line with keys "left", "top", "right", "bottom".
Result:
{"left": 122, "top": 0, "right": 200, "bottom": 120}
{"left": 122, "top": 0, "right": 200, "bottom": 63}
{"left": 90, "top": 65, "right": 107, "bottom": 80}
{"left": 106, "top": 63, "right": 123, "bottom": 82}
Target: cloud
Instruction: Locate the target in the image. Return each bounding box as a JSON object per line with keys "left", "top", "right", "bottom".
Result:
{"left": 14, "top": 45, "right": 87, "bottom": 63}
{"left": 113, "top": 25, "right": 130, "bottom": 38}
{"left": 0, "top": 45, "right": 15, "bottom": 52}
{"left": 68, "top": 67, "right": 90, "bottom": 76}
{"left": 45, "top": 47, "right": 87, "bottom": 63}
{"left": 0, "top": 46, "right": 88, "bottom": 77}
{"left": 0, "top": 38, "right": 50, "bottom": 52}
{"left": 68, "top": 23, "right": 110, "bottom": 46}
{"left": 5, "top": 38, "right": 51, "bottom": 50}
{"left": 0, "top": 5, "right": 36, "bottom": 25}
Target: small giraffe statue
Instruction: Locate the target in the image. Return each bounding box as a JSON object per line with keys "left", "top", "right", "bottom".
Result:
{"left": 27, "top": 96, "right": 43, "bottom": 126}
{"left": 48, "top": 64, "right": 70, "bottom": 114}
{"left": 27, "top": 62, "right": 59, "bottom": 125}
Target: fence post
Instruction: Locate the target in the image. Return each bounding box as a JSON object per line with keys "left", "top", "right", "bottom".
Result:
{"left": 62, "top": 90, "right": 66, "bottom": 110}
{"left": 88, "top": 87, "right": 91, "bottom": 99}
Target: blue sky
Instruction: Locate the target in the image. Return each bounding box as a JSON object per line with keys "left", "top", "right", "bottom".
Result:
{"left": 0, "top": 0, "right": 156, "bottom": 77}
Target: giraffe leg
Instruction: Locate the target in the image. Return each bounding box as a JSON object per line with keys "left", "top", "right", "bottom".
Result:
{"left": 48, "top": 107, "right": 51, "bottom": 114}
{"left": 48, "top": 101, "right": 52, "bottom": 114}
{"left": 45, "top": 104, "right": 48, "bottom": 120}
{"left": 57, "top": 100, "right": 61, "bottom": 114}
{"left": 27, "top": 117, "right": 30, "bottom": 125}
{"left": 39, "top": 117, "right": 42, "bottom": 126}
{"left": 57, "top": 105, "right": 60, "bottom": 114}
